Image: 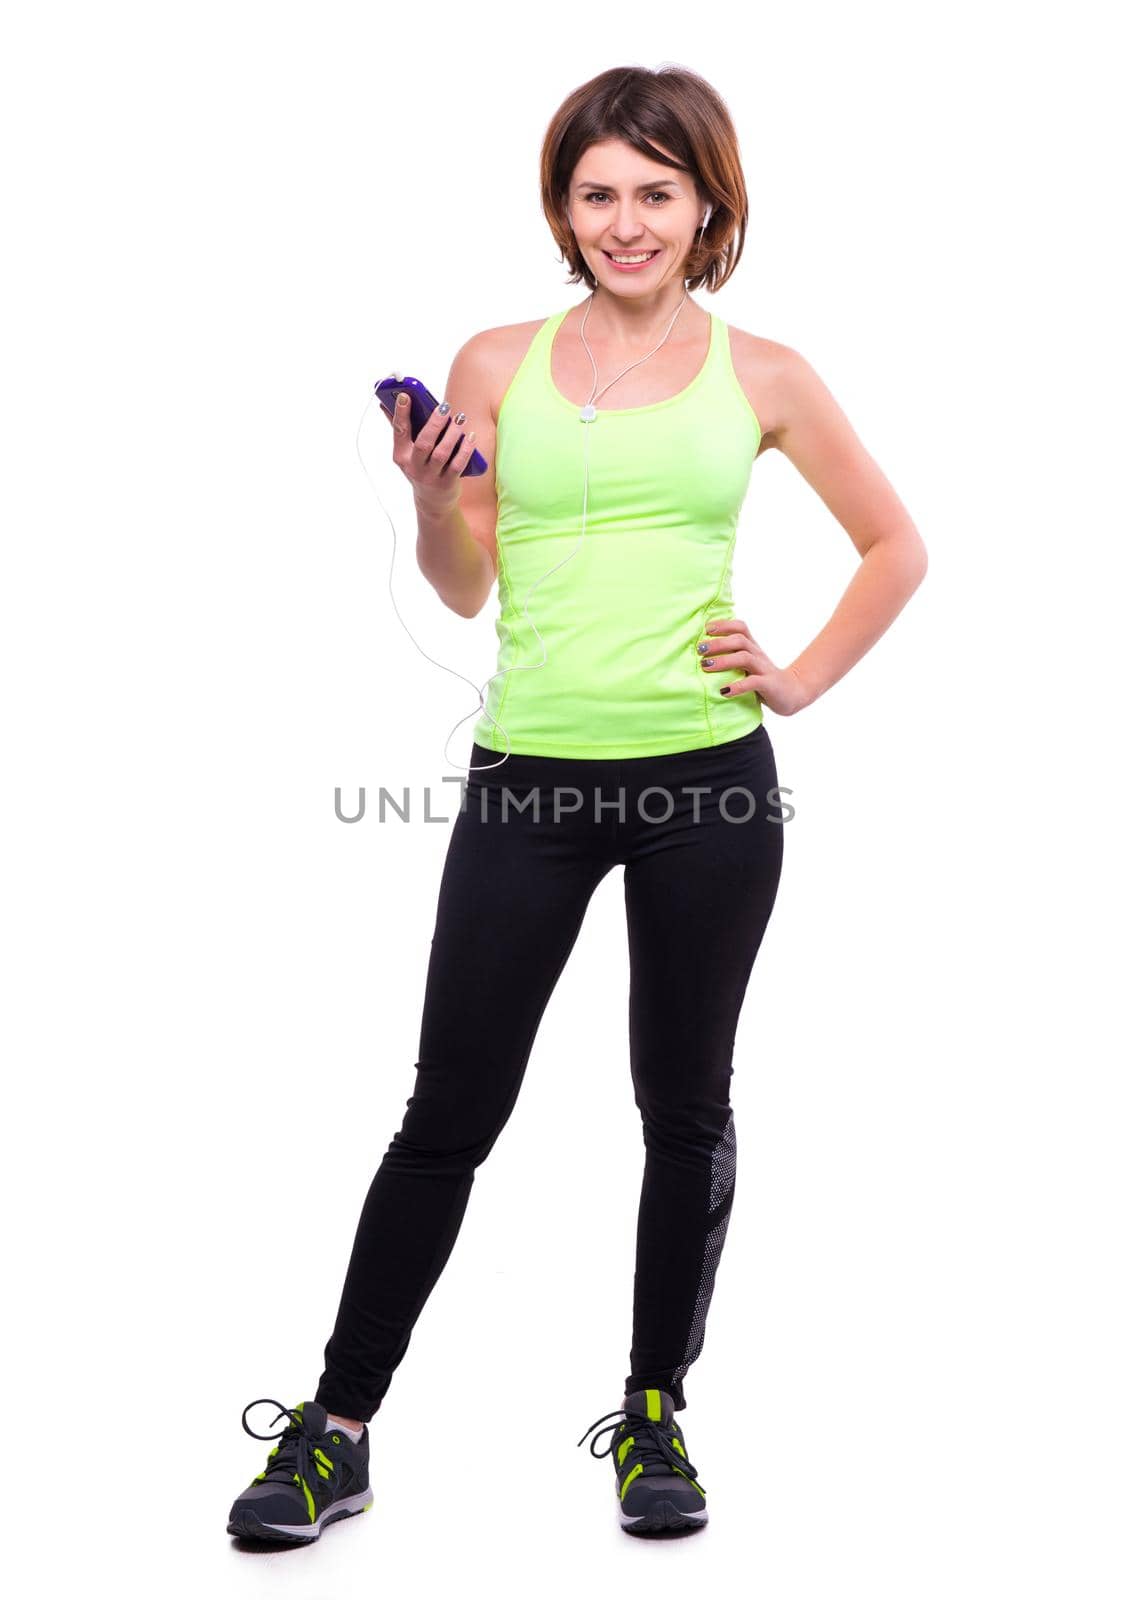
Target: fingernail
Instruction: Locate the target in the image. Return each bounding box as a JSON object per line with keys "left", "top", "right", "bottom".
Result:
{"left": 396, "top": 393, "right": 407, "bottom": 406}
{"left": 720, "top": 686, "right": 731, "bottom": 695}
{"left": 438, "top": 401, "right": 450, "bottom": 414}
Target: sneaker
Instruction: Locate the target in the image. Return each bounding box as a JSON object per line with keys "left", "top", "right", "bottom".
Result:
{"left": 578, "top": 1387, "right": 708, "bottom": 1534}
{"left": 227, "top": 1398, "right": 373, "bottom": 1543}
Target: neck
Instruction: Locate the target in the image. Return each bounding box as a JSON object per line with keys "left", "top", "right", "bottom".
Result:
{"left": 583, "top": 282, "right": 695, "bottom": 346}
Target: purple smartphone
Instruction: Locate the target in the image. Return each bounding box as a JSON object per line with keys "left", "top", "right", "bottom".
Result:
{"left": 374, "top": 371, "right": 488, "bottom": 476}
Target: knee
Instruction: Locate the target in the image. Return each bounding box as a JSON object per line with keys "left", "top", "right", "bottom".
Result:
{"left": 637, "top": 1100, "right": 737, "bottom": 1194}
{"left": 386, "top": 1082, "right": 515, "bottom": 1171}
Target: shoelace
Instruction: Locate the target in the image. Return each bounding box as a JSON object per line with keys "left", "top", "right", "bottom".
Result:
{"left": 576, "top": 1407, "right": 705, "bottom": 1492}
{"left": 241, "top": 1398, "right": 338, "bottom": 1499}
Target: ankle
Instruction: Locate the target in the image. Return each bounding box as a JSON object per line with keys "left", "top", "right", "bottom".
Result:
{"left": 327, "top": 1412, "right": 364, "bottom": 1433}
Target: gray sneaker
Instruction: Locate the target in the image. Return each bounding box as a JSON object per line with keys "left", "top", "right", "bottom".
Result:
{"left": 227, "top": 1398, "right": 372, "bottom": 1543}
{"left": 578, "top": 1387, "right": 708, "bottom": 1534}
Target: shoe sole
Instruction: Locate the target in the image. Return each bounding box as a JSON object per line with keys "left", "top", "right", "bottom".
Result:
{"left": 620, "top": 1497, "right": 708, "bottom": 1535}
{"left": 227, "top": 1488, "right": 373, "bottom": 1543}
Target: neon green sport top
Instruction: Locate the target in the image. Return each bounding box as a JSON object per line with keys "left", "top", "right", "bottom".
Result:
{"left": 471, "top": 305, "right": 764, "bottom": 759}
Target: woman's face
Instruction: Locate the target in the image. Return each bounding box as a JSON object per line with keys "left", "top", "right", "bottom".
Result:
{"left": 566, "top": 137, "right": 705, "bottom": 292}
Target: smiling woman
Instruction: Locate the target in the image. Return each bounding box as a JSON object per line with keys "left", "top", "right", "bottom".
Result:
{"left": 543, "top": 67, "right": 748, "bottom": 295}
{"left": 228, "top": 61, "right": 927, "bottom": 1550}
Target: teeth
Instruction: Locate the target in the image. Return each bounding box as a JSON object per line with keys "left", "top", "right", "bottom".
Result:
{"left": 607, "top": 251, "right": 655, "bottom": 263}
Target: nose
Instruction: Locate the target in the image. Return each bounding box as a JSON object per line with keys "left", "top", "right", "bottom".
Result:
{"left": 609, "top": 206, "right": 647, "bottom": 243}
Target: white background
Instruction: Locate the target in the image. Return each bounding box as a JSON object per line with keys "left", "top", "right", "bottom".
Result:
{"left": 3, "top": 2, "right": 1117, "bottom": 1595}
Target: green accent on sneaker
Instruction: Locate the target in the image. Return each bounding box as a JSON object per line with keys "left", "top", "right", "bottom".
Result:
{"left": 253, "top": 1442, "right": 281, "bottom": 1484}
{"left": 294, "top": 1472, "right": 315, "bottom": 1522}
{"left": 645, "top": 1388, "right": 662, "bottom": 1421}
{"left": 620, "top": 1463, "right": 643, "bottom": 1502}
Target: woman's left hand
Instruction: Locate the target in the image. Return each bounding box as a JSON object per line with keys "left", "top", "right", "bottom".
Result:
{"left": 699, "top": 618, "right": 815, "bottom": 716}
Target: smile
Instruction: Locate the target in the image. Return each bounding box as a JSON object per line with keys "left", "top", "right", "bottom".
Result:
{"left": 603, "top": 250, "right": 662, "bottom": 271}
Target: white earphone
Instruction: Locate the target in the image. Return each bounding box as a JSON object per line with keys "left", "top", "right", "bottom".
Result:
{"left": 356, "top": 200, "right": 717, "bottom": 774}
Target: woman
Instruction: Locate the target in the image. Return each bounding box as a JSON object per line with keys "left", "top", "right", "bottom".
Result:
{"left": 227, "top": 63, "right": 927, "bottom": 1544}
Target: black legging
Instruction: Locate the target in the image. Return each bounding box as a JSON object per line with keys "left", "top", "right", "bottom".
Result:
{"left": 314, "top": 723, "right": 785, "bottom": 1421}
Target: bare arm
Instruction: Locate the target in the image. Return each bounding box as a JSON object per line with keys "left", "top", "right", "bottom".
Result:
{"left": 708, "top": 344, "right": 928, "bottom": 714}
{"left": 408, "top": 333, "right": 499, "bottom": 619}
{"left": 776, "top": 346, "right": 928, "bottom": 707}
{"left": 414, "top": 491, "right": 494, "bottom": 620}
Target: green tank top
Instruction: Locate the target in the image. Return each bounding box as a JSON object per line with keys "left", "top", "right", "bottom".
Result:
{"left": 472, "top": 305, "right": 764, "bottom": 759}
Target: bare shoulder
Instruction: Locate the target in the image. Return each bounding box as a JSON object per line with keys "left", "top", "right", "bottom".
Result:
{"left": 725, "top": 322, "right": 797, "bottom": 456}
{"left": 451, "top": 318, "right": 551, "bottom": 425}
{"left": 726, "top": 329, "right": 872, "bottom": 469}
{"left": 438, "top": 318, "right": 551, "bottom": 582}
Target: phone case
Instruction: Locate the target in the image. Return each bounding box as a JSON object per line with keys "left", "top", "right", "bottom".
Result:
{"left": 374, "top": 372, "right": 488, "bottom": 476}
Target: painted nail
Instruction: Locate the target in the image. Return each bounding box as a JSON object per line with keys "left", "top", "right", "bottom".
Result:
{"left": 438, "top": 401, "right": 451, "bottom": 414}
{"left": 720, "top": 686, "right": 731, "bottom": 695}
{"left": 697, "top": 642, "right": 708, "bottom": 654}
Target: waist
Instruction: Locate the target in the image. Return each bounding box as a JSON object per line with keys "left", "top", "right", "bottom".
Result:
{"left": 467, "top": 721, "right": 770, "bottom": 781}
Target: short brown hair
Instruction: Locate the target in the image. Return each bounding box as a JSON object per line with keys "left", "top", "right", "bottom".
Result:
{"left": 540, "top": 63, "right": 748, "bottom": 294}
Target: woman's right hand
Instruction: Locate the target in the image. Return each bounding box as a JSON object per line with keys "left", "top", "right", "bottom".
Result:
{"left": 380, "top": 392, "right": 476, "bottom": 511}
